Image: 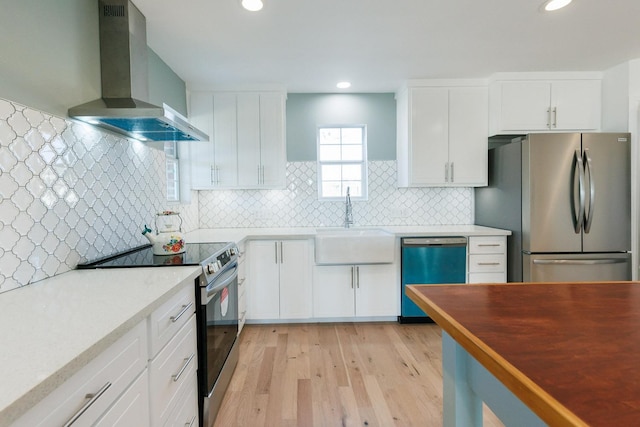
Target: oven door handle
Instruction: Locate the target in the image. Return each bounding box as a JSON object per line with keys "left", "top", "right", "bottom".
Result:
{"left": 205, "top": 264, "right": 238, "bottom": 303}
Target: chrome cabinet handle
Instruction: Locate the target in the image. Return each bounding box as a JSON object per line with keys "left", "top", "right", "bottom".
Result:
{"left": 172, "top": 353, "right": 196, "bottom": 382}
{"left": 210, "top": 165, "right": 215, "bottom": 185}
{"left": 477, "top": 243, "right": 500, "bottom": 247}
{"left": 356, "top": 266, "right": 360, "bottom": 288}
{"left": 170, "top": 302, "right": 194, "bottom": 323}
{"left": 350, "top": 266, "right": 354, "bottom": 289}
{"left": 444, "top": 163, "right": 449, "bottom": 182}
{"left": 450, "top": 162, "right": 454, "bottom": 182}
{"left": 63, "top": 382, "right": 112, "bottom": 427}
{"left": 583, "top": 149, "right": 595, "bottom": 233}
{"left": 552, "top": 107, "right": 557, "bottom": 128}
{"left": 274, "top": 241, "right": 278, "bottom": 264}
{"left": 185, "top": 415, "right": 197, "bottom": 427}
{"left": 547, "top": 107, "right": 551, "bottom": 128}
{"left": 280, "top": 242, "right": 284, "bottom": 263}
{"left": 478, "top": 262, "right": 500, "bottom": 266}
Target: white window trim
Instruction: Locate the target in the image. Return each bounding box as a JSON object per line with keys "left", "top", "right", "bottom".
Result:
{"left": 316, "top": 124, "right": 368, "bottom": 201}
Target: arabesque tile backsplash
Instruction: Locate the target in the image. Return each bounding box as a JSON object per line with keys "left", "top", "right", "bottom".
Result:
{"left": 0, "top": 97, "right": 472, "bottom": 294}
{"left": 0, "top": 98, "right": 198, "bottom": 293}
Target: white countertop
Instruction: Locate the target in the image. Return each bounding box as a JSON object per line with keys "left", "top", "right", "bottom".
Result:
{"left": 0, "top": 266, "right": 201, "bottom": 426}
{"left": 185, "top": 224, "right": 511, "bottom": 243}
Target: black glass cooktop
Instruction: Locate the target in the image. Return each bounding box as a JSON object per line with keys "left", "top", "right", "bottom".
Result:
{"left": 77, "top": 242, "right": 232, "bottom": 268}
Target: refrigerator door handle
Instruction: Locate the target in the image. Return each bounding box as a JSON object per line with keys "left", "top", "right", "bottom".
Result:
{"left": 533, "top": 258, "right": 627, "bottom": 265}
{"left": 583, "top": 149, "right": 595, "bottom": 233}
{"left": 573, "top": 149, "right": 586, "bottom": 233}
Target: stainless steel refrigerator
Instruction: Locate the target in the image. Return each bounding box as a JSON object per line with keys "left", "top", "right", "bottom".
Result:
{"left": 475, "top": 133, "right": 631, "bottom": 282}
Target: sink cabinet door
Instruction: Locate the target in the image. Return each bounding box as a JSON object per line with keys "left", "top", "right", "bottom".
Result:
{"left": 355, "top": 264, "right": 398, "bottom": 317}
{"left": 312, "top": 265, "right": 356, "bottom": 318}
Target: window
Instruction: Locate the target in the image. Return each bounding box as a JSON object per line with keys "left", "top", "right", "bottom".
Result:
{"left": 317, "top": 125, "right": 367, "bottom": 200}
{"left": 165, "top": 141, "right": 180, "bottom": 202}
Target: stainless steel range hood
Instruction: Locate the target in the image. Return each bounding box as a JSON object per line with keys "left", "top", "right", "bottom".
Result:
{"left": 68, "top": 0, "right": 208, "bottom": 142}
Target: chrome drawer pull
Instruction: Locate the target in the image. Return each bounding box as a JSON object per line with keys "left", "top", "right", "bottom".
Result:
{"left": 477, "top": 262, "right": 500, "bottom": 266}
{"left": 172, "top": 353, "right": 196, "bottom": 382}
{"left": 170, "top": 302, "right": 193, "bottom": 323}
{"left": 185, "top": 414, "right": 197, "bottom": 427}
{"left": 63, "top": 382, "right": 112, "bottom": 426}
{"left": 477, "top": 243, "right": 501, "bottom": 247}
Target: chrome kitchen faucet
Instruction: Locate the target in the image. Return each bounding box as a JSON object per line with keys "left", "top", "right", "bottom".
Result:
{"left": 344, "top": 187, "right": 354, "bottom": 228}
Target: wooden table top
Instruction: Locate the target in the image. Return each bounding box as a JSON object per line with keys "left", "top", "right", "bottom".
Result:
{"left": 406, "top": 282, "right": 640, "bottom": 427}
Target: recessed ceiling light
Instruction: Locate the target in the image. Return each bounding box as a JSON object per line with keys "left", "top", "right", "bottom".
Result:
{"left": 241, "top": 0, "right": 263, "bottom": 11}
{"left": 541, "top": 0, "right": 572, "bottom": 11}
{"left": 336, "top": 82, "right": 351, "bottom": 89}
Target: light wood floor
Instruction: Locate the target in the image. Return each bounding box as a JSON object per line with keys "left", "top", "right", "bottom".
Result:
{"left": 214, "top": 322, "right": 504, "bottom": 427}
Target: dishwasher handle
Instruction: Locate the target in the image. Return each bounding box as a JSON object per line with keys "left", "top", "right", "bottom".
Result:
{"left": 402, "top": 237, "right": 467, "bottom": 247}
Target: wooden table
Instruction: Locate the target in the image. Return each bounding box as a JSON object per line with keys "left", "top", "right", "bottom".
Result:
{"left": 407, "top": 282, "right": 640, "bottom": 427}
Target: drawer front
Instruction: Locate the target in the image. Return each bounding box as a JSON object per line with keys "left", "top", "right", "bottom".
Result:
{"left": 163, "top": 372, "right": 198, "bottom": 427}
{"left": 468, "top": 272, "right": 507, "bottom": 284}
{"left": 15, "top": 321, "right": 148, "bottom": 427}
{"left": 148, "top": 279, "right": 196, "bottom": 357}
{"left": 469, "top": 254, "right": 505, "bottom": 273}
{"left": 94, "top": 369, "right": 150, "bottom": 427}
{"left": 149, "top": 316, "right": 198, "bottom": 427}
{"left": 469, "top": 236, "right": 506, "bottom": 254}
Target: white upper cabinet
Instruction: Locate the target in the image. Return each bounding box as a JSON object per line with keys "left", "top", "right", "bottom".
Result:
{"left": 189, "top": 91, "right": 286, "bottom": 190}
{"left": 397, "top": 82, "right": 488, "bottom": 187}
{"left": 489, "top": 75, "right": 601, "bottom": 134}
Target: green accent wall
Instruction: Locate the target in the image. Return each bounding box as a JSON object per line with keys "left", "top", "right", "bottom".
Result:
{"left": 148, "top": 49, "right": 188, "bottom": 116}
{"left": 286, "top": 93, "right": 396, "bottom": 161}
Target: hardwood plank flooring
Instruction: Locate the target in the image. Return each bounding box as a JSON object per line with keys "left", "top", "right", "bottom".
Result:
{"left": 214, "top": 323, "right": 504, "bottom": 427}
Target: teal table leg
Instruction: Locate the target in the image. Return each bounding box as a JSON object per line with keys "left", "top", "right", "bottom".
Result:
{"left": 442, "top": 332, "right": 547, "bottom": 427}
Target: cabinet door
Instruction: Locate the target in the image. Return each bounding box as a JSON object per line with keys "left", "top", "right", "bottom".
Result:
{"left": 247, "top": 240, "right": 280, "bottom": 319}
{"left": 259, "top": 93, "right": 286, "bottom": 188}
{"left": 499, "top": 81, "right": 552, "bottom": 131}
{"left": 312, "top": 265, "right": 355, "bottom": 318}
{"left": 551, "top": 80, "right": 601, "bottom": 130}
{"left": 448, "top": 87, "right": 488, "bottom": 186}
{"left": 189, "top": 93, "right": 215, "bottom": 189}
{"left": 279, "top": 240, "right": 312, "bottom": 319}
{"left": 409, "top": 87, "right": 449, "bottom": 184}
{"left": 237, "top": 93, "right": 261, "bottom": 187}
{"left": 355, "top": 264, "right": 398, "bottom": 317}
{"left": 213, "top": 93, "right": 239, "bottom": 187}
{"left": 94, "top": 371, "right": 150, "bottom": 427}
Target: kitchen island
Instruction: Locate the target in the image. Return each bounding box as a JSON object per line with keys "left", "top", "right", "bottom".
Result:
{"left": 406, "top": 282, "right": 640, "bottom": 427}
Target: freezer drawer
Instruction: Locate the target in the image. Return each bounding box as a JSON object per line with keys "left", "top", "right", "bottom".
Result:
{"left": 523, "top": 253, "right": 631, "bottom": 282}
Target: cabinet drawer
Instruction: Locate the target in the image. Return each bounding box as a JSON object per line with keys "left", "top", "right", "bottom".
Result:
{"left": 468, "top": 272, "right": 506, "bottom": 284}
{"left": 14, "top": 321, "right": 148, "bottom": 427}
{"left": 94, "top": 369, "right": 150, "bottom": 426}
{"left": 469, "top": 254, "right": 505, "bottom": 273}
{"left": 469, "top": 236, "right": 506, "bottom": 254}
{"left": 164, "top": 371, "right": 198, "bottom": 427}
{"left": 149, "top": 316, "right": 198, "bottom": 427}
{"left": 148, "top": 279, "right": 196, "bottom": 357}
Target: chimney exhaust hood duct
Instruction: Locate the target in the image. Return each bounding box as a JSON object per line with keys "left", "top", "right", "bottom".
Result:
{"left": 68, "top": 0, "right": 208, "bottom": 142}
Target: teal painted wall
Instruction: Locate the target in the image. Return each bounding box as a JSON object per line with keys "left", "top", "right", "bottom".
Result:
{"left": 286, "top": 93, "right": 396, "bottom": 161}
{"left": 0, "top": 0, "right": 187, "bottom": 118}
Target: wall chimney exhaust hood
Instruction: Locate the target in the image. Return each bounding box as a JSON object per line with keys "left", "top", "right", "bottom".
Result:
{"left": 68, "top": 0, "right": 208, "bottom": 142}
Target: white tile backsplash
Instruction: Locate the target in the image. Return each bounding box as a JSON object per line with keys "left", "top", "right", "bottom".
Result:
{"left": 199, "top": 161, "right": 473, "bottom": 228}
{"left": 0, "top": 98, "right": 198, "bottom": 294}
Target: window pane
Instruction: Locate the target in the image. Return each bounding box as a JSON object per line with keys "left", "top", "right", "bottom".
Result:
{"left": 319, "top": 145, "right": 341, "bottom": 161}
{"left": 342, "top": 128, "right": 362, "bottom": 144}
{"left": 321, "top": 164, "right": 342, "bottom": 180}
{"left": 342, "top": 164, "right": 361, "bottom": 181}
{"left": 342, "top": 145, "right": 362, "bottom": 161}
{"left": 322, "top": 182, "right": 342, "bottom": 198}
{"left": 319, "top": 128, "right": 341, "bottom": 145}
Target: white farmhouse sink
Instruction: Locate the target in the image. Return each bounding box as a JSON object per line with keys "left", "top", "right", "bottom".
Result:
{"left": 314, "top": 228, "right": 395, "bottom": 265}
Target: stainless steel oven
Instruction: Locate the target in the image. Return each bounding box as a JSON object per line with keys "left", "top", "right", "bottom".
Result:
{"left": 196, "top": 245, "right": 239, "bottom": 427}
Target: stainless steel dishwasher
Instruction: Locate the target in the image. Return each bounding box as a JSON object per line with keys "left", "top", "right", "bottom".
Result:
{"left": 399, "top": 237, "right": 467, "bottom": 323}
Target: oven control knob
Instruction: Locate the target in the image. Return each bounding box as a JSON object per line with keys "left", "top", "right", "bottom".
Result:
{"left": 207, "top": 263, "right": 219, "bottom": 274}
{"left": 230, "top": 247, "right": 237, "bottom": 256}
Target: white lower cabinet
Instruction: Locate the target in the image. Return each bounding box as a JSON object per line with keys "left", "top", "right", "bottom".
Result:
{"left": 247, "top": 239, "right": 312, "bottom": 321}
{"left": 13, "top": 321, "right": 148, "bottom": 427}
{"left": 237, "top": 240, "right": 248, "bottom": 333}
{"left": 467, "top": 235, "right": 507, "bottom": 283}
{"left": 13, "top": 278, "right": 199, "bottom": 427}
{"left": 313, "top": 264, "right": 398, "bottom": 318}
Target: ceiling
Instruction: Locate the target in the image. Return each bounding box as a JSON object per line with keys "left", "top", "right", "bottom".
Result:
{"left": 132, "top": 0, "right": 640, "bottom": 93}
